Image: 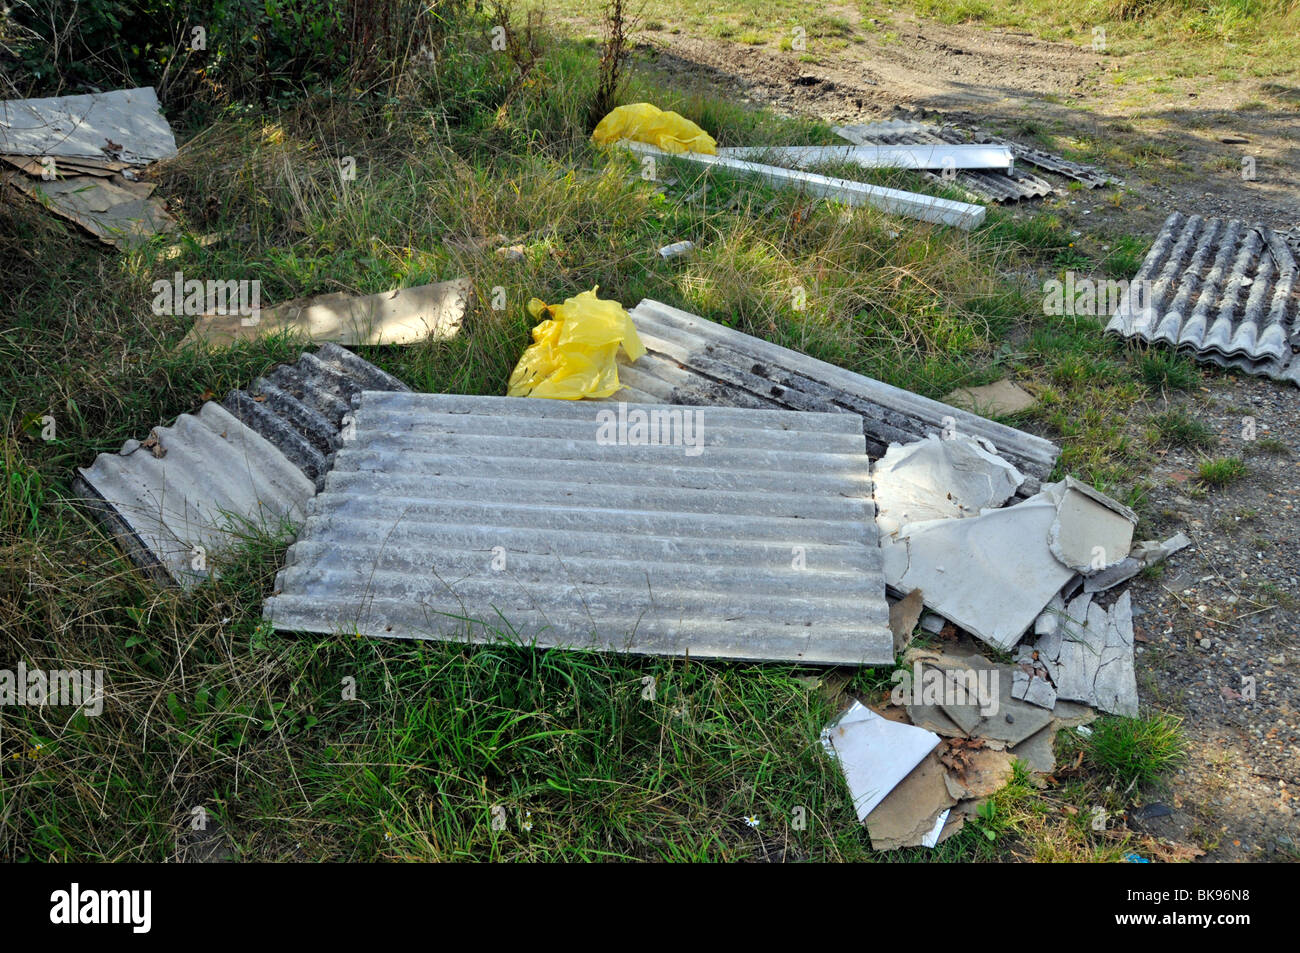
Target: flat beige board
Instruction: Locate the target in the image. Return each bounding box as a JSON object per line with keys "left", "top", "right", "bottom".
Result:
{"left": 180, "top": 278, "right": 471, "bottom": 348}
{"left": 942, "top": 379, "right": 1037, "bottom": 416}
{"left": 865, "top": 752, "right": 957, "bottom": 850}
{"left": 7, "top": 172, "right": 172, "bottom": 247}
{"left": 889, "top": 588, "right": 925, "bottom": 654}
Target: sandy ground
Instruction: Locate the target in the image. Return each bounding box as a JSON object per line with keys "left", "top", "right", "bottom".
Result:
{"left": 637, "top": 8, "right": 1300, "bottom": 237}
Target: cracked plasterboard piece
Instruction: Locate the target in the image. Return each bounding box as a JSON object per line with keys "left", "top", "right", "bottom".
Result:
{"left": 864, "top": 751, "right": 957, "bottom": 850}
{"left": 1083, "top": 532, "right": 1192, "bottom": 593}
{"left": 1044, "top": 477, "right": 1137, "bottom": 574}
{"left": 872, "top": 433, "right": 1024, "bottom": 540}
{"left": 889, "top": 588, "right": 926, "bottom": 654}
{"left": 882, "top": 490, "right": 1075, "bottom": 652}
{"left": 1010, "top": 725, "right": 1057, "bottom": 774}
{"left": 821, "top": 699, "right": 941, "bottom": 823}
{"left": 1011, "top": 656, "right": 1058, "bottom": 710}
{"left": 1031, "top": 591, "right": 1139, "bottom": 717}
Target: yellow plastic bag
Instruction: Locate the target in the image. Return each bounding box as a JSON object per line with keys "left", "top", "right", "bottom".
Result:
{"left": 507, "top": 287, "right": 646, "bottom": 400}
{"left": 591, "top": 103, "right": 717, "bottom": 155}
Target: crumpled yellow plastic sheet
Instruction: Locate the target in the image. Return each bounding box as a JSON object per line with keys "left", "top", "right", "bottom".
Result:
{"left": 591, "top": 103, "right": 717, "bottom": 155}
{"left": 507, "top": 288, "right": 646, "bottom": 400}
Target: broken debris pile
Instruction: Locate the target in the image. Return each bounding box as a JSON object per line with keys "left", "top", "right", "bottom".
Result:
{"left": 816, "top": 424, "right": 1193, "bottom": 847}
{"left": 1, "top": 87, "right": 176, "bottom": 247}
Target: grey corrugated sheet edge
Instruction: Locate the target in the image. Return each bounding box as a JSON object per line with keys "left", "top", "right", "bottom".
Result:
{"left": 1104, "top": 212, "right": 1300, "bottom": 385}
{"left": 602, "top": 299, "right": 1061, "bottom": 485}
{"left": 833, "top": 121, "right": 1054, "bottom": 203}
{"left": 72, "top": 343, "right": 409, "bottom": 585}
{"left": 264, "top": 392, "right": 894, "bottom": 666}
{"left": 833, "top": 119, "right": 1120, "bottom": 202}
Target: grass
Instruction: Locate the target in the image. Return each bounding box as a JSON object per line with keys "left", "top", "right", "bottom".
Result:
{"left": 1197, "top": 455, "right": 1247, "bottom": 487}
{"left": 0, "top": 7, "right": 1204, "bottom": 861}
{"left": 1077, "top": 714, "right": 1187, "bottom": 791}
{"left": 1138, "top": 349, "right": 1200, "bottom": 392}
{"left": 1149, "top": 410, "right": 1216, "bottom": 449}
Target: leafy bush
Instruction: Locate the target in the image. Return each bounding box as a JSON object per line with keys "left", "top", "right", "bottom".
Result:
{"left": 1, "top": 0, "right": 467, "bottom": 106}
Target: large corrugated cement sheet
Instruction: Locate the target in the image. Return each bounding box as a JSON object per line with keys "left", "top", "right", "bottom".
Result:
{"left": 602, "top": 299, "right": 1061, "bottom": 485}
{"left": 264, "top": 393, "right": 894, "bottom": 666}
{"left": 0, "top": 87, "right": 177, "bottom": 165}
{"left": 1105, "top": 213, "right": 1299, "bottom": 385}
{"left": 73, "top": 344, "right": 409, "bottom": 584}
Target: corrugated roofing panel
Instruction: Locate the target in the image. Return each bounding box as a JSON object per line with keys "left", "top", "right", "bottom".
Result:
{"left": 73, "top": 402, "right": 314, "bottom": 584}
{"left": 264, "top": 392, "right": 894, "bottom": 666}
{"left": 833, "top": 122, "right": 1055, "bottom": 203}
{"left": 73, "top": 344, "right": 410, "bottom": 583}
{"left": 1105, "top": 212, "right": 1299, "bottom": 385}
{"left": 600, "top": 299, "right": 1061, "bottom": 484}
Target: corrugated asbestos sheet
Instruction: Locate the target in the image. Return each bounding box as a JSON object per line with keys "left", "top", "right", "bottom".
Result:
{"left": 1105, "top": 212, "right": 1300, "bottom": 385}
{"left": 264, "top": 393, "right": 894, "bottom": 666}
{"left": 73, "top": 344, "right": 408, "bottom": 584}
{"left": 223, "top": 342, "right": 410, "bottom": 489}
{"left": 602, "top": 299, "right": 1061, "bottom": 484}
{"left": 834, "top": 120, "right": 1118, "bottom": 202}
{"left": 834, "top": 121, "right": 1052, "bottom": 203}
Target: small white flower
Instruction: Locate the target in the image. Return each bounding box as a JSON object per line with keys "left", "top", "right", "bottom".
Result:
{"left": 744, "top": 815, "right": 760, "bottom": 829}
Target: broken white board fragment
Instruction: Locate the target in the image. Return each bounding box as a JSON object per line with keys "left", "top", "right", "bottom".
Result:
{"left": 820, "top": 699, "right": 940, "bottom": 822}
{"left": 1083, "top": 532, "right": 1191, "bottom": 593}
{"left": 1029, "top": 590, "right": 1139, "bottom": 717}
{"left": 1044, "top": 476, "right": 1137, "bottom": 575}
{"left": 883, "top": 490, "right": 1074, "bottom": 652}
{"left": 622, "top": 141, "right": 986, "bottom": 230}
{"left": 1011, "top": 650, "right": 1058, "bottom": 710}
{"left": 0, "top": 87, "right": 177, "bottom": 165}
{"left": 716, "top": 143, "right": 1014, "bottom": 172}
{"left": 872, "top": 433, "right": 1025, "bottom": 539}
{"left": 179, "top": 278, "right": 471, "bottom": 348}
